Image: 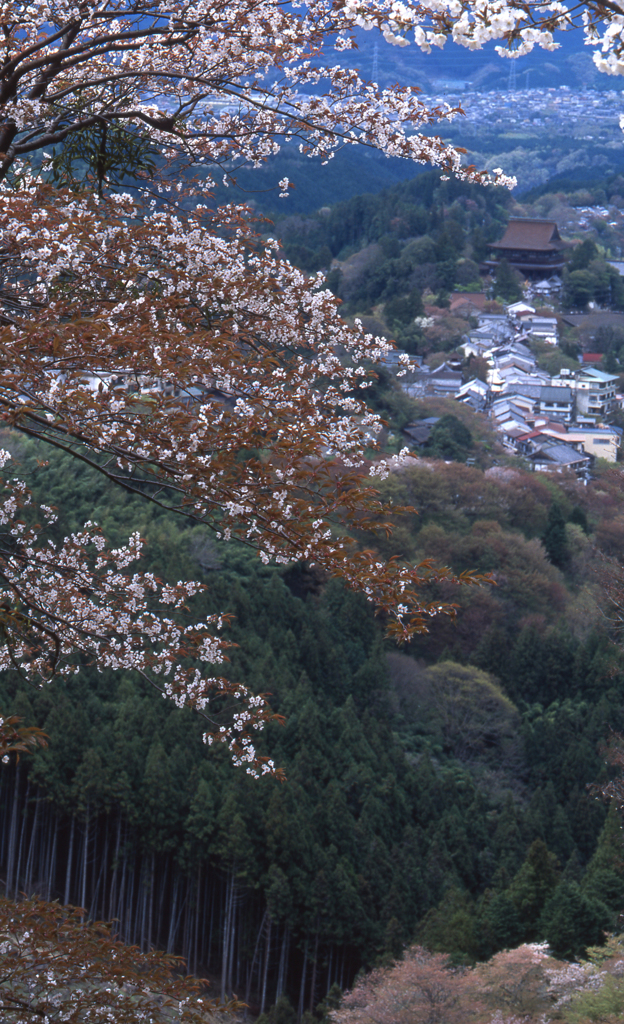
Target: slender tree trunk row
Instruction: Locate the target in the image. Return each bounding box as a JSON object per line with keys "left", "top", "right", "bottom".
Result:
{"left": 0, "top": 767, "right": 353, "bottom": 1012}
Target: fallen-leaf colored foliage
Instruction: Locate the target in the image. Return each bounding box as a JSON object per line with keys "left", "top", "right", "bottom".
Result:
{"left": 0, "top": 896, "right": 241, "bottom": 1023}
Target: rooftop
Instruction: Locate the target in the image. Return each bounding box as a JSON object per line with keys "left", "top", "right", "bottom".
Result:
{"left": 540, "top": 386, "right": 573, "bottom": 403}
{"left": 567, "top": 424, "right": 623, "bottom": 435}
{"left": 579, "top": 367, "right": 619, "bottom": 383}
{"left": 559, "top": 311, "right": 624, "bottom": 330}
{"left": 449, "top": 292, "right": 488, "bottom": 313}
{"left": 529, "top": 442, "right": 589, "bottom": 466}
{"left": 490, "top": 219, "right": 567, "bottom": 253}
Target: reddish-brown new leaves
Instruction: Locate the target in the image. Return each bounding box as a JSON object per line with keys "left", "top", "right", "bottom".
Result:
{"left": 0, "top": 184, "right": 487, "bottom": 652}
{"left": 0, "top": 896, "right": 240, "bottom": 1023}
{"left": 0, "top": 715, "right": 47, "bottom": 764}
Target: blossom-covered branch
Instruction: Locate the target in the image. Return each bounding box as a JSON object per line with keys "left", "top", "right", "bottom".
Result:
{"left": 0, "top": 184, "right": 486, "bottom": 646}
{"left": 2, "top": 1, "right": 624, "bottom": 192}
{"left": 0, "top": 0, "right": 529, "bottom": 187}
{"left": 0, "top": 895, "right": 241, "bottom": 1023}
{"left": 0, "top": 452, "right": 279, "bottom": 775}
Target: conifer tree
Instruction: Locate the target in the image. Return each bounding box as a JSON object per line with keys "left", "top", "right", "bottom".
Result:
{"left": 539, "top": 880, "right": 610, "bottom": 960}
{"left": 508, "top": 839, "right": 560, "bottom": 941}
{"left": 543, "top": 504, "right": 569, "bottom": 570}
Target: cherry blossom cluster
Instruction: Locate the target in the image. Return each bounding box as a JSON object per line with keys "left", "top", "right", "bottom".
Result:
{"left": 0, "top": 0, "right": 622, "bottom": 192}
{"left": 0, "top": 896, "right": 238, "bottom": 1022}
{"left": 0, "top": 0, "right": 530, "bottom": 188}
{"left": 546, "top": 960, "right": 605, "bottom": 1008}
{"left": 0, "top": 453, "right": 276, "bottom": 775}
{"left": 0, "top": 182, "right": 488, "bottom": 650}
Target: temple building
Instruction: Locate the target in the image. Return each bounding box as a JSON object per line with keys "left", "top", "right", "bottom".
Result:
{"left": 485, "top": 218, "right": 569, "bottom": 275}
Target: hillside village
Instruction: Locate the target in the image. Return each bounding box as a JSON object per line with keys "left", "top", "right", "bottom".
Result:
{"left": 384, "top": 217, "right": 624, "bottom": 478}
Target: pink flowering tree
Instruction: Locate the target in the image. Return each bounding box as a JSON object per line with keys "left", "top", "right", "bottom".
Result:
{"left": 331, "top": 945, "right": 482, "bottom": 1024}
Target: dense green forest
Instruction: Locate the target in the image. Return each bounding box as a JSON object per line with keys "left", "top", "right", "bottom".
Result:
{"left": 3, "top": 416, "right": 624, "bottom": 1012}
{"left": 9, "top": 4, "right": 624, "bottom": 1021}
{"left": 274, "top": 171, "right": 511, "bottom": 303}
{"left": 5, "top": 157, "right": 624, "bottom": 1019}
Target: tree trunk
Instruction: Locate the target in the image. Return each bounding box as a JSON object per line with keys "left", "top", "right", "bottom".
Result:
{"left": 47, "top": 816, "right": 58, "bottom": 900}
{"left": 221, "top": 868, "right": 236, "bottom": 998}
{"left": 200, "top": 871, "right": 208, "bottom": 974}
{"left": 117, "top": 846, "right": 127, "bottom": 934}
{"left": 156, "top": 857, "right": 168, "bottom": 951}
{"left": 109, "top": 817, "right": 122, "bottom": 921}
{"left": 192, "top": 864, "right": 201, "bottom": 974}
{"left": 5, "top": 763, "right": 21, "bottom": 896}
{"left": 182, "top": 876, "right": 191, "bottom": 964}
{"left": 64, "top": 815, "right": 75, "bottom": 905}
{"left": 207, "top": 879, "right": 215, "bottom": 967}
{"left": 148, "top": 852, "right": 155, "bottom": 951}
{"left": 167, "top": 875, "right": 180, "bottom": 953}
{"left": 80, "top": 804, "right": 90, "bottom": 915}
{"left": 245, "top": 909, "right": 267, "bottom": 1007}
{"left": 298, "top": 940, "right": 308, "bottom": 1020}
{"left": 125, "top": 857, "right": 135, "bottom": 943}
{"left": 24, "top": 791, "right": 41, "bottom": 893}
{"left": 260, "top": 915, "right": 272, "bottom": 1014}
{"left": 91, "top": 824, "right": 108, "bottom": 919}
{"left": 139, "top": 858, "right": 148, "bottom": 950}
{"left": 227, "top": 880, "right": 237, "bottom": 995}
{"left": 276, "top": 926, "right": 290, "bottom": 1001}
{"left": 309, "top": 927, "right": 319, "bottom": 1012}
{"left": 14, "top": 780, "right": 30, "bottom": 894}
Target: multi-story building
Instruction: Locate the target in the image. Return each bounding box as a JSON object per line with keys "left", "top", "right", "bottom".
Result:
{"left": 574, "top": 367, "right": 619, "bottom": 418}
{"left": 563, "top": 424, "right": 622, "bottom": 462}
{"left": 538, "top": 385, "right": 574, "bottom": 422}
{"left": 550, "top": 367, "right": 619, "bottom": 420}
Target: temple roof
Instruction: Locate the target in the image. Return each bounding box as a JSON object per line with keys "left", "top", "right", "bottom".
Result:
{"left": 490, "top": 219, "right": 566, "bottom": 252}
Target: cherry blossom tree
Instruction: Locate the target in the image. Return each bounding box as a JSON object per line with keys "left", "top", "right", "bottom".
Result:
{"left": 0, "top": 0, "right": 622, "bottom": 764}
{"left": 0, "top": 894, "right": 243, "bottom": 1023}
{"left": 0, "top": 179, "right": 494, "bottom": 771}
{"left": 330, "top": 945, "right": 481, "bottom": 1024}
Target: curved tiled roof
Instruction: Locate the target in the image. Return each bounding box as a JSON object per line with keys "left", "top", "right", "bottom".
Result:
{"left": 490, "top": 219, "right": 566, "bottom": 252}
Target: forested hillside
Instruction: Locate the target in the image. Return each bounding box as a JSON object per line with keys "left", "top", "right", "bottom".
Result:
{"left": 3, "top": 426, "right": 624, "bottom": 1012}
{"left": 9, "top": 1, "right": 624, "bottom": 1021}
{"left": 274, "top": 171, "right": 511, "bottom": 305}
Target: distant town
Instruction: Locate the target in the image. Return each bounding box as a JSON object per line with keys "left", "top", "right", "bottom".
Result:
{"left": 433, "top": 86, "right": 624, "bottom": 135}
{"left": 383, "top": 215, "right": 624, "bottom": 479}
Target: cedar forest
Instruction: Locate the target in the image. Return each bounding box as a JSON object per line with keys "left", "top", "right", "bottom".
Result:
{"left": 6, "top": 416, "right": 624, "bottom": 1012}
{"left": 7, "top": 2, "right": 624, "bottom": 1024}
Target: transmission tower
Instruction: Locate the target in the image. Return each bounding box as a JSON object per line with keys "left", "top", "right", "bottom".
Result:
{"left": 372, "top": 41, "right": 379, "bottom": 84}
{"left": 508, "top": 60, "right": 517, "bottom": 92}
